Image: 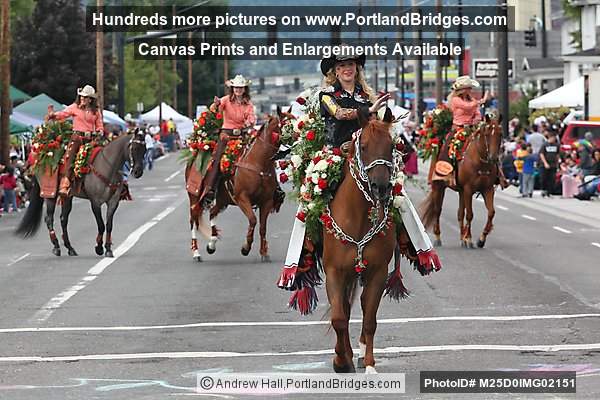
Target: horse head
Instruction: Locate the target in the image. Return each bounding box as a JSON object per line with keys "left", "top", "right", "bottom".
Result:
{"left": 354, "top": 106, "right": 395, "bottom": 203}
{"left": 129, "top": 128, "right": 147, "bottom": 179}
{"left": 477, "top": 111, "right": 503, "bottom": 165}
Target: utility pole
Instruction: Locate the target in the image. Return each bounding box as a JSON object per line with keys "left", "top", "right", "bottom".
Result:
{"left": 541, "top": 0, "right": 547, "bottom": 58}
{"left": 497, "top": 0, "right": 509, "bottom": 137}
{"left": 414, "top": 0, "right": 423, "bottom": 123}
{"left": 96, "top": 0, "right": 104, "bottom": 109}
{"left": 159, "top": 59, "right": 163, "bottom": 124}
{"left": 435, "top": 0, "right": 443, "bottom": 105}
{"left": 458, "top": 0, "right": 463, "bottom": 75}
{"left": 117, "top": 30, "right": 125, "bottom": 117}
{"left": 0, "top": 0, "right": 11, "bottom": 164}
{"left": 172, "top": 5, "right": 177, "bottom": 110}
{"left": 188, "top": 31, "right": 193, "bottom": 119}
{"left": 384, "top": 37, "right": 388, "bottom": 93}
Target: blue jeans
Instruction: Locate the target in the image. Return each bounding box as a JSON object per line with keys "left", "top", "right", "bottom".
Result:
{"left": 145, "top": 148, "right": 155, "bottom": 170}
{"left": 581, "top": 176, "right": 599, "bottom": 196}
{"left": 3, "top": 189, "right": 17, "bottom": 212}
{"left": 522, "top": 173, "right": 534, "bottom": 196}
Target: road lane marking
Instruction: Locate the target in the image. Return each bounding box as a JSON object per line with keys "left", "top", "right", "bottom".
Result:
{"left": 522, "top": 214, "right": 536, "bottom": 221}
{"left": 155, "top": 154, "right": 170, "bottom": 162}
{"left": 553, "top": 226, "right": 572, "bottom": 234}
{"left": 165, "top": 170, "right": 181, "bottom": 182}
{"left": 6, "top": 313, "right": 600, "bottom": 333}
{"left": 6, "top": 253, "right": 30, "bottom": 267}
{"left": 4, "top": 343, "right": 600, "bottom": 362}
{"left": 592, "top": 242, "right": 600, "bottom": 249}
{"left": 31, "top": 198, "right": 186, "bottom": 323}
{"left": 143, "top": 187, "right": 158, "bottom": 191}
{"left": 497, "top": 205, "right": 508, "bottom": 211}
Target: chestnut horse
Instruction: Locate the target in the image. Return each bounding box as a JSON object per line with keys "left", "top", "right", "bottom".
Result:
{"left": 420, "top": 113, "right": 503, "bottom": 248}
{"left": 186, "top": 111, "right": 286, "bottom": 262}
{"left": 323, "top": 108, "right": 398, "bottom": 373}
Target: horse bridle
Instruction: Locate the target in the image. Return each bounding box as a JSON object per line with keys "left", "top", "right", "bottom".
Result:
{"left": 128, "top": 129, "right": 146, "bottom": 169}
{"left": 351, "top": 128, "right": 397, "bottom": 205}
{"left": 475, "top": 120, "right": 500, "bottom": 165}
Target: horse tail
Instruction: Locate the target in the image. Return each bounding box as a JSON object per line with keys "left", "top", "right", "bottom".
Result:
{"left": 15, "top": 177, "right": 44, "bottom": 238}
{"left": 419, "top": 189, "right": 437, "bottom": 232}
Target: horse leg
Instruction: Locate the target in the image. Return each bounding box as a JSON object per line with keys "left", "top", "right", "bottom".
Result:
{"left": 327, "top": 269, "right": 355, "bottom": 373}
{"left": 45, "top": 198, "right": 61, "bottom": 256}
{"left": 237, "top": 194, "right": 256, "bottom": 256}
{"left": 91, "top": 202, "right": 105, "bottom": 256}
{"left": 432, "top": 182, "right": 446, "bottom": 247}
{"left": 462, "top": 188, "right": 475, "bottom": 249}
{"left": 477, "top": 188, "right": 496, "bottom": 248}
{"left": 358, "top": 265, "right": 388, "bottom": 374}
{"left": 59, "top": 197, "right": 78, "bottom": 256}
{"left": 206, "top": 206, "right": 220, "bottom": 255}
{"left": 457, "top": 189, "right": 466, "bottom": 246}
{"left": 104, "top": 198, "right": 120, "bottom": 258}
{"left": 189, "top": 198, "right": 202, "bottom": 262}
{"left": 258, "top": 201, "right": 273, "bottom": 263}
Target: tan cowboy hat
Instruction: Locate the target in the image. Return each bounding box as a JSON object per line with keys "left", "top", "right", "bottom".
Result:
{"left": 452, "top": 76, "right": 480, "bottom": 91}
{"left": 226, "top": 75, "right": 252, "bottom": 87}
{"left": 77, "top": 85, "right": 97, "bottom": 98}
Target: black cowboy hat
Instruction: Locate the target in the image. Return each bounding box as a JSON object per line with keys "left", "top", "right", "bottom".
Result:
{"left": 320, "top": 53, "right": 366, "bottom": 76}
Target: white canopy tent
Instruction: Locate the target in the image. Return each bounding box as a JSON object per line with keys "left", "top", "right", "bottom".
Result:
{"left": 140, "top": 102, "right": 194, "bottom": 139}
{"left": 528, "top": 77, "right": 584, "bottom": 109}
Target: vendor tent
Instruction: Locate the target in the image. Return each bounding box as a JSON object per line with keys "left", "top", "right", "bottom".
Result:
{"left": 103, "top": 109, "right": 127, "bottom": 129}
{"left": 11, "top": 110, "right": 41, "bottom": 127}
{"left": 140, "top": 102, "right": 194, "bottom": 139}
{"left": 14, "top": 93, "right": 65, "bottom": 122}
{"left": 10, "top": 118, "right": 31, "bottom": 135}
{"left": 528, "top": 77, "right": 584, "bottom": 109}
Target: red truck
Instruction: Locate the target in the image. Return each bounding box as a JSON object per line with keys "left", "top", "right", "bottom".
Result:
{"left": 561, "top": 121, "right": 600, "bottom": 150}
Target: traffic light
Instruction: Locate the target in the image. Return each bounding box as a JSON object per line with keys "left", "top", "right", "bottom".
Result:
{"left": 524, "top": 29, "right": 537, "bottom": 47}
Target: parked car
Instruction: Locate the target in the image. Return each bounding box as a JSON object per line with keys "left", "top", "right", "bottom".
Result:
{"left": 561, "top": 121, "right": 600, "bottom": 150}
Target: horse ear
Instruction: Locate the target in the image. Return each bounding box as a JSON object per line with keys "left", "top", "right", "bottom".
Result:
{"left": 287, "top": 105, "right": 293, "bottom": 114}
{"left": 498, "top": 113, "right": 503, "bottom": 124}
{"left": 357, "top": 106, "right": 370, "bottom": 128}
{"left": 277, "top": 106, "right": 283, "bottom": 119}
{"left": 383, "top": 107, "right": 393, "bottom": 123}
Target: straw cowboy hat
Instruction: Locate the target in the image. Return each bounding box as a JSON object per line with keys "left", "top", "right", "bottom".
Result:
{"left": 77, "top": 85, "right": 97, "bottom": 98}
{"left": 226, "top": 75, "right": 252, "bottom": 87}
{"left": 452, "top": 75, "right": 480, "bottom": 91}
{"left": 320, "top": 52, "right": 366, "bottom": 76}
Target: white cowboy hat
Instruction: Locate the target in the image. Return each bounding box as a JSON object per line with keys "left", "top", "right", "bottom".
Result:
{"left": 452, "top": 75, "right": 480, "bottom": 91}
{"left": 77, "top": 85, "right": 97, "bottom": 98}
{"left": 226, "top": 75, "right": 252, "bottom": 87}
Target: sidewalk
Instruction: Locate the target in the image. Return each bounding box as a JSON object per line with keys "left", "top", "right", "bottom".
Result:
{"left": 414, "top": 158, "right": 600, "bottom": 229}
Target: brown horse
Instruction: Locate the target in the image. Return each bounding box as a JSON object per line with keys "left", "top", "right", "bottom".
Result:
{"left": 186, "top": 110, "right": 287, "bottom": 262}
{"left": 420, "top": 113, "right": 503, "bottom": 248}
{"left": 322, "top": 107, "right": 398, "bottom": 373}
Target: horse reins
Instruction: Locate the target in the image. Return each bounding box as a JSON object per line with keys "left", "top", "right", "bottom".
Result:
{"left": 92, "top": 132, "right": 145, "bottom": 193}
{"left": 235, "top": 117, "right": 281, "bottom": 179}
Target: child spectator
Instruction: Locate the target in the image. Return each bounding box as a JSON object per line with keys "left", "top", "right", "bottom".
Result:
{"left": 521, "top": 144, "right": 537, "bottom": 198}
{"left": 514, "top": 142, "right": 527, "bottom": 193}
{"left": 0, "top": 166, "right": 19, "bottom": 214}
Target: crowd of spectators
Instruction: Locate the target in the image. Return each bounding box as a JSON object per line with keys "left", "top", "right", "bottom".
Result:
{"left": 502, "top": 117, "right": 600, "bottom": 201}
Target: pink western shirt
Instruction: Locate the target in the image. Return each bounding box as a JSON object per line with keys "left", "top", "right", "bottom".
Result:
{"left": 54, "top": 103, "right": 104, "bottom": 133}
{"left": 450, "top": 96, "right": 481, "bottom": 127}
{"left": 217, "top": 96, "right": 256, "bottom": 130}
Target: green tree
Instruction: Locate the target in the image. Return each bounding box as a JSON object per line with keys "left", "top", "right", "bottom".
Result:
{"left": 11, "top": 0, "right": 116, "bottom": 104}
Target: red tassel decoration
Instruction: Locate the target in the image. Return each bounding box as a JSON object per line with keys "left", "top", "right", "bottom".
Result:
{"left": 384, "top": 266, "right": 409, "bottom": 301}
{"left": 288, "top": 287, "right": 318, "bottom": 315}
{"left": 277, "top": 265, "right": 298, "bottom": 289}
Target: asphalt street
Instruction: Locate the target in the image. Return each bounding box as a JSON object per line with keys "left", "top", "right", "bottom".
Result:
{"left": 0, "top": 153, "right": 599, "bottom": 399}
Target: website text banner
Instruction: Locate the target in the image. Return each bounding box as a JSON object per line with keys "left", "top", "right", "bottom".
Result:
{"left": 133, "top": 38, "right": 465, "bottom": 61}
{"left": 87, "top": 6, "right": 514, "bottom": 33}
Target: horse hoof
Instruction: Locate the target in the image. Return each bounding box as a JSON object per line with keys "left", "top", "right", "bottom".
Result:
{"left": 477, "top": 239, "right": 486, "bottom": 248}
{"left": 460, "top": 241, "right": 467, "bottom": 248}
{"left": 105, "top": 250, "right": 114, "bottom": 258}
{"left": 95, "top": 245, "right": 104, "bottom": 256}
{"left": 468, "top": 242, "right": 475, "bottom": 249}
{"left": 52, "top": 248, "right": 61, "bottom": 257}
{"left": 333, "top": 361, "right": 356, "bottom": 374}
{"left": 241, "top": 247, "right": 250, "bottom": 256}
{"left": 206, "top": 245, "right": 216, "bottom": 254}
{"left": 261, "top": 255, "right": 271, "bottom": 263}
{"left": 365, "top": 366, "right": 378, "bottom": 374}
{"left": 433, "top": 239, "right": 442, "bottom": 247}
{"left": 357, "top": 357, "right": 365, "bottom": 369}
{"left": 68, "top": 248, "right": 78, "bottom": 256}
{"left": 194, "top": 255, "right": 203, "bottom": 262}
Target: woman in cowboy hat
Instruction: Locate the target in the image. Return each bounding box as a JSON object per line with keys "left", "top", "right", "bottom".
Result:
{"left": 319, "top": 53, "right": 390, "bottom": 148}
{"left": 201, "top": 75, "right": 259, "bottom": 207}
{"left": 448, "top": 75, "right": 489, "bottom": 130}
{"left": 47, "top": 85, "right": 105, "bottom": 197}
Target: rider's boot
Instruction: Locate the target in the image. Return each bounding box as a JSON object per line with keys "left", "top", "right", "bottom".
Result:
{"left": 200, "top": 133, "right": 229, "bottom": 209}
{"left": 59, "top": 137, "right": 82, "bottom": 198}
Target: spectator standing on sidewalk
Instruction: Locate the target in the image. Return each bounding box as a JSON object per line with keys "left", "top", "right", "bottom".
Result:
{"left": 144, "top": 129, "right": 156, "bottom": 171}
{"left": 521, "top": 144, "right": 537, "bottom": 198}
{"left": 539, "top": 134, "right": 560, "bottom": 197}
{"left": 515, "top": 142, "right": 527, "bottom": 193}
{"left": 527, "top": 125, "right": 546, "bottom": 155}
{"left": 578, "top": 132, "right": 594, "bottom": 176}
{"left": 0, "top": 166, "right": 19, "bottom": 214}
